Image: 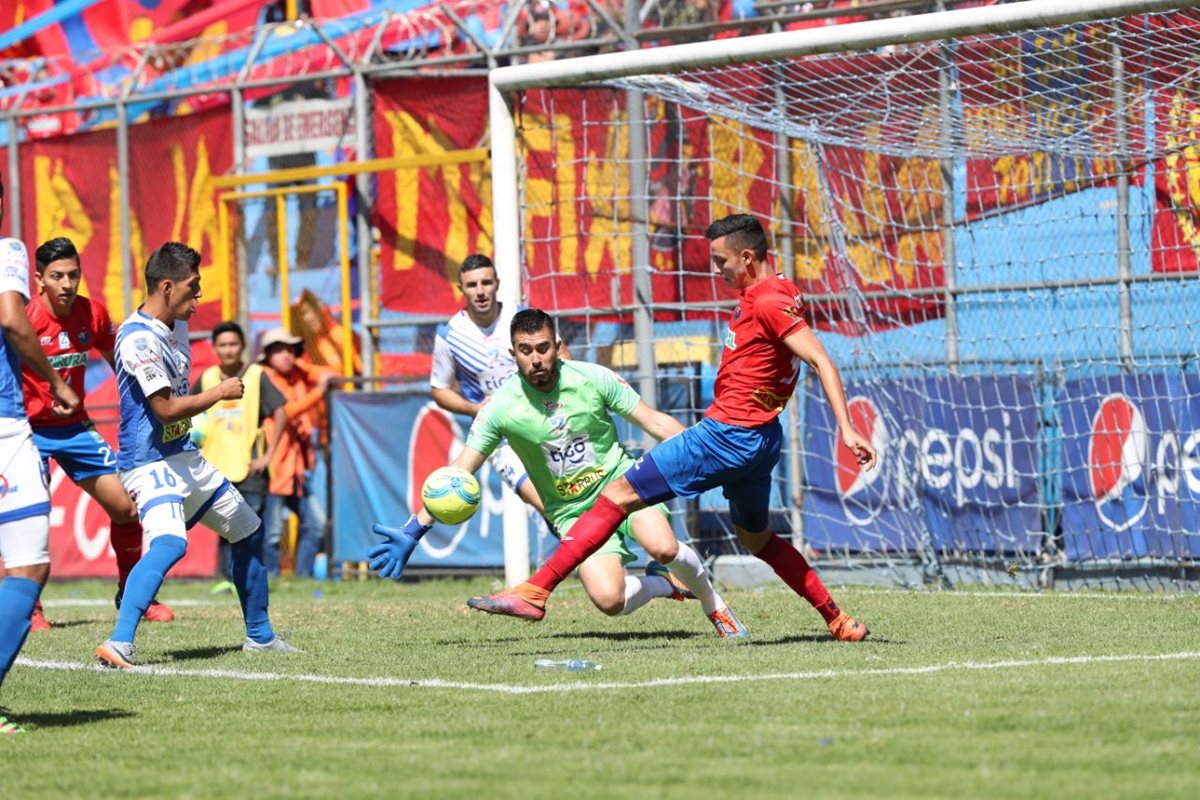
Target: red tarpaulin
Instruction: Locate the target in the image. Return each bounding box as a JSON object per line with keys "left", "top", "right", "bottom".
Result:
{"left": 18, "top": 108, "right": 233, "bottom": 330}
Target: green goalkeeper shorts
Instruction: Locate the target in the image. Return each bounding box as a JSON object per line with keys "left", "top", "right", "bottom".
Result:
{"left": 556, "top": 503, "right": 670, "bottom": 566}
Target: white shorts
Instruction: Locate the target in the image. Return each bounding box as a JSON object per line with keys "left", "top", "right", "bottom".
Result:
{"left": 121, "top": 450, "right": 260, "bottom": 544}
{"left": 0, "top": 417, "right": 51, "bottom": 568}
{"left": 490, "top": 441, "right": 528, "bottom": 493}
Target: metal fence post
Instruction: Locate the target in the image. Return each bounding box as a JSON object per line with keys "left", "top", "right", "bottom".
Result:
{"left": 117, "top": 100, "right": 132, "bottom": 318}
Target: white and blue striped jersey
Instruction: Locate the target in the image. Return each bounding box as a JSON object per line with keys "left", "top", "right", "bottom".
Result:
{"left": 430, "top": 303, "right": 521, "bottom": 403}
{"left": 0, "top": 238, "right": 32, "bottom": 419}
{"left": 115, "top": 310, "right": 194, "bottom": 472}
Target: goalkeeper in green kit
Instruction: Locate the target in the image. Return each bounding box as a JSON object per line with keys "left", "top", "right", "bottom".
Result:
{"left": 370, "top": 308, "right": 746, "bottom": 637}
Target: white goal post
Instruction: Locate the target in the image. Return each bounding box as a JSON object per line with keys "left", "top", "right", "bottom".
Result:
{"left": 488, "top": 0, "right": 1200, "bottom": 588}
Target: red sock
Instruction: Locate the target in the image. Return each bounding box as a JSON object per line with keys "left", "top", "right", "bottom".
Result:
{"left": 110, "top": 521, "right": 144, "bottom": 593}
{"left": 756, "top": 534, "right": 841, "bottom": 624}
{"left": 528, "top": 495, "right": 629, "bottom": 592}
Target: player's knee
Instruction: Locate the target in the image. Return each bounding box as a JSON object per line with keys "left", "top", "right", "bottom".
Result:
{"left": 735, "top": 528, "right": 771, "bottom": 555}
{"left": 6, "top": 562, "right": 50, "bottom": 585}
{"left": 112, "top": 498, "right": 139, "bottom": 525}
{"left": 587, "top": 585, "right": 625, "bottom": 616}
{"left": 645, "top": 537, "right": 679, "bottom": 563}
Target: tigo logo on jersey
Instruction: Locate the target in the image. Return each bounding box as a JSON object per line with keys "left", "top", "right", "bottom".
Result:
{"left": 1087, "top": 394, "right": 1149, "bottom": 532}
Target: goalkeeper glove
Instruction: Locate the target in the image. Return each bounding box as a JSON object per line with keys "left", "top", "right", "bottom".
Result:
{"left": 368, "top": 514, "right": 432, "bottom": 580}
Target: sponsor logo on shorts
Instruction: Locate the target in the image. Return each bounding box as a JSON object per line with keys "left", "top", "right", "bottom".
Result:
{"left": 554, "top": 466, "right": 607, "bottom": 498}
{"left": 161, "top": 417, "right": 193, "bottom": 443}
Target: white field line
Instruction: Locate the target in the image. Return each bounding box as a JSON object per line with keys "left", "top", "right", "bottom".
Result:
{"left": 39, "top": 598, "right": 223, "bottom": 608}
{"left": 854, "top": 589, "right": 1199, "bottom": 601}
{"left": 16, "top": 651, "right": 1200, "bottom": 696}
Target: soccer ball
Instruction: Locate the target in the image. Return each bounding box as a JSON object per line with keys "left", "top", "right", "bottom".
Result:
{"left": 421, "top": 467, "right": 481, "bottom": 525}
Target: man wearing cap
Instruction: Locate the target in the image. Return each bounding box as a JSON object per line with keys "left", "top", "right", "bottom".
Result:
{"left": 259, "top": 327, "right": 335, "bottom": 577}
{"left": 191, "top": 321, "right": 289, "bottom": 579}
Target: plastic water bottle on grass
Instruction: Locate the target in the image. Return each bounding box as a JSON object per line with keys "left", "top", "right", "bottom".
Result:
{"left": 534, "top": 659, "right": 602, "bottom": 672}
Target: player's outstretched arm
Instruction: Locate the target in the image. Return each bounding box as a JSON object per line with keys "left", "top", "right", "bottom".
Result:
{"left": 431, "top": 385, "right": 482, "bottom": 418}
{"left": 784, "top": 327, "right": 876, "bottom": 470}
{"left": 626, "top": 400, "right": 686, "bottom": 442}
{"left": 370, "top": 446, "right": 489, "bottom": 579}
{"left": 0, "top": 290, "right": 80, "bottom": 416}
{"left": 147, "top": 377, "right": 244, "bottom": 424}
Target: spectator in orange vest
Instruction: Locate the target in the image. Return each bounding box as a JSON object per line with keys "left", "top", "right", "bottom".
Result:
{"left": 259, "top": 328, "right": 336, "bottom": 577}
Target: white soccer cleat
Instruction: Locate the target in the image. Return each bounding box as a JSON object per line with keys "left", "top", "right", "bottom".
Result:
{"left": 242, "top": 636, "right": 304, "bottom": 654}
{"left": 96, "top": 640, "right": 137, "bottom": 669}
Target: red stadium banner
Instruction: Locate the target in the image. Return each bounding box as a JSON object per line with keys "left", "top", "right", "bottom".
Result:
{"left": 1152, "top": 85, "right": 1200, "bottom": 273}
{"left": 17, "top": 108, "right": 232, "bottom": 330}
{"left": 372, "top": 76, "right": 493, "bottom": 318}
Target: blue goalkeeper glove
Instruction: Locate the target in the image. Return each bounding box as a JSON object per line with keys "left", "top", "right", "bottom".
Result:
{"left": 368, "top": 515, "right": 432, "bottom": 580}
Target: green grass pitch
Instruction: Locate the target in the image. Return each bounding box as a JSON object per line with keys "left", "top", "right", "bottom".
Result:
{"left": 3, "top": 577, "right": 1198, "bottom": 799}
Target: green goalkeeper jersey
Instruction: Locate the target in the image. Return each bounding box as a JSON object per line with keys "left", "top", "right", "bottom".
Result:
{"left": 465, "top": 359, "right": 641, "bottom": 524}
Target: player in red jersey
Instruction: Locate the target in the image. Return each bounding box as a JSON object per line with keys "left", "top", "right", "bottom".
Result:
{"left": 469, "top": 214, "right": 877, "bottom": 640}
{"left": 13, "top": 238, "right": 173, "bottom": 629}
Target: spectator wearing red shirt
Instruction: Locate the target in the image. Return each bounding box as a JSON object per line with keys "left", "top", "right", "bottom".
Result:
{"left": 12, "top": 238, "right": 174, "bottom": 628}
{"left": 470, "top": 215, "right": 876, "bottom": 642}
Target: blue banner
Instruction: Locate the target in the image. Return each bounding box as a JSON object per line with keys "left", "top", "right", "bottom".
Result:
{"left": 330, "top": 392, "right": 521, "bottom": 567}
{"left": 1059, "top": 372, "right": 1200, "bottom": 561}
{"left": 804, "top": 375, "right": 1041, "bottom": 554}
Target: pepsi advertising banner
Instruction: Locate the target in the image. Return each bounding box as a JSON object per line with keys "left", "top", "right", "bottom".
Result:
{"left": 1059, "top": 372, "right": 1200, "bottom": 561}
{"left": 804, "top": 375, "right": 1041, "bottom": 554}
{"left": 330, "top": 392, "right": 519, "bottom": 566}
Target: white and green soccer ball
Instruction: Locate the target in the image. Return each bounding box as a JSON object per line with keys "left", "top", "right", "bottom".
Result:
{"left": 421, "top": 467, "right": 481, "bottom": 525}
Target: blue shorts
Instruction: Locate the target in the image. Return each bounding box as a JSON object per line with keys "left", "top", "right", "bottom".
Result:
{"left": 626, "top": 416, "right": 783, "bottom": 533}
{"left": 32, "top": 420, "right": 117, "bottom": 482}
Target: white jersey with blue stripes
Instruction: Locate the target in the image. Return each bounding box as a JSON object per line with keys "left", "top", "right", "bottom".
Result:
{"left": 0, "top": 237, "right": 31, "bottom": 419}
{"left": 115, "top": 310, "right": 194, "bottom": 472}
{"left": 429, "top": 303, "right": 521, "bottom": 403}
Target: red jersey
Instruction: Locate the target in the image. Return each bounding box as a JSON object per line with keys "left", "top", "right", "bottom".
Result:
{"left": 706, "top": 274, "right": 808, "bottom": 427}
{"left": 22, "top": 294, "right": 116, "bottom": 427}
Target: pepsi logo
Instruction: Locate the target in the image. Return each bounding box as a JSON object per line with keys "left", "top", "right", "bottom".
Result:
{"left": 835, "top": 396, "right": 889, "bottom": 524}
{"left": 1087, "top": 393, "right": 1149, "bottom": 532}
{"left": 407, "top": 403, "right": 465, "bottom": 517}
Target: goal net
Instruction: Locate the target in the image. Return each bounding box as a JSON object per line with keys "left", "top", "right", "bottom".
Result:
{"left": 491, "top": 0, "right": 1200, "bottom": 590}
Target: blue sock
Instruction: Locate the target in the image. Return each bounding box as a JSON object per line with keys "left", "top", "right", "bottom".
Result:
{"left": 0, "top": 577, "right": 43, "bottom": 688}
{"left": 112, "top": 535, "right": 186, "bottom": 643}
{"left": 231, "top": 526, "right": 275, "bottom": 644}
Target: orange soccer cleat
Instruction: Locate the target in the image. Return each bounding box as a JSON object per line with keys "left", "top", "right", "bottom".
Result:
{"left": 466, "top": 591, "right": 546, "bottom": 621}
{"left": 707, "top": 606, "right": 749, "bottom": 639}
{"left": 828, "top": 611, "right": 870, "bottom": 642}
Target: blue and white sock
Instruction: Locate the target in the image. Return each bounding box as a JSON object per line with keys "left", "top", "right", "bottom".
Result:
{"left": 230, "top": 526, "right": 275, "bottom": 645}
{"left": 0, "top": 577, "right": 43, "bottom": 687}
{"left": 112, "top": 535, "right": 187, "bottom": 643}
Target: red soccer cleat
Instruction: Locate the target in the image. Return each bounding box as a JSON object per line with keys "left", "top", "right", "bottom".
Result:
{"left": 828, "top": 611, "right": 870, "bottom": 642}
{"left": 30, "top": 601, "right": 52, "bottom": 631}
{"left": 466, "top": 591, "right": 546, "bottom": 621}
{"left": 143, "top": 600, "right": 175, "bottom": 623}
